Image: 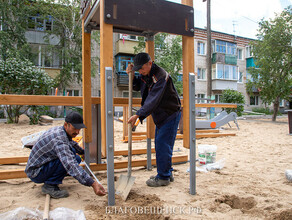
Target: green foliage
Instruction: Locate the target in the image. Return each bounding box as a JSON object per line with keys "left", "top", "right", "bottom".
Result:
{"left": 246, "top": 6, "right": 292, "bottom": 121}
{"left": 133, "top": 33, "right": 183, "bottom": 95}
{"left": 0, "top": 0, "right": 34, "bottom": 61}
{"left": 221, "top": 89, "right": 245, "bottom": 116}
{"left": 0, "top": 57, "right": 54, "bottom": 123}
{"left": 251, "top": 107, "right": 283, "bottom": 116}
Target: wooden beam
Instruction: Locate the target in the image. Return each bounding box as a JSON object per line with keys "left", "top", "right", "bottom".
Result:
{"left": 0, "top": 156, "right": 28, "bottom": 165}
{"left": 114, "top": 148, "right": 155, "bottom": 156}
{"left": 123, "top": 135, "right": 147, "bottom": 142}
{"left": 0, "top": 95, "right": 237, "bottom": 109}
{"left": 82, "top": 7, "right": 92, "bottom": 143}
{"left": 100, "top": 0, "right": 114, "bottom": 157}
{"left": 145, "top": 38, "right": 156, "bottom": 139}
{"left": 0, "top": 155, "right": 188, "bottom": 180}
{"left": 181, "top": 0, "right": 195, "bottom": 150}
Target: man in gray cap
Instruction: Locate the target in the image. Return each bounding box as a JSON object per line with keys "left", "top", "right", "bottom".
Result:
{"left": 25, "top": 111, "right": 106, "bottom": 198}
{"left": 127, "top": 52, "right": 181, "bottom": 187}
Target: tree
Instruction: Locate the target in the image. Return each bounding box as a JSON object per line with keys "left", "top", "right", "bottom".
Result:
{"left": 134, "top": 33, "right": 183, "bottom": 95}
{"left": 37, "top": 0, "right": 83, "bottom": 90}
{"left": 246, "top": 6, "right": 292, "bottom": 121}
{"left": 221, "top": 89, "right": 245, "bottom": 117}
{"left": 0, "top": 57, "right": 54, "bottom": 123}
{"left": 0, "top": 0, "right": 34, "bottom": 61}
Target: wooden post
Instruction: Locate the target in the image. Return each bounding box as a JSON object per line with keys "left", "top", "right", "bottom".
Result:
{"left": 181, "top": 0, "right": 195, "bottom": 149}
{"left": 100, "top": 0, "right": 114, "bottom": 156}
{"left": 145, "top": 37, "right": 155, "bottom": 139}
{"left": 82, "top": 7, "right": 92, "bottom": 143}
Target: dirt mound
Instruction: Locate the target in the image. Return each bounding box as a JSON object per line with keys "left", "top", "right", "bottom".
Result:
{"left": 271, "top": 209, "right": 292, "bottom": 220}
{"left": 215, "top": 195, "right": 257, "bottom": 210}
{"left": 84, "top": 191, "right": 165, "bottom": 220}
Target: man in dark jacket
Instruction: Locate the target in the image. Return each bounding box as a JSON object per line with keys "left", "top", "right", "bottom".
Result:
{"left": 25, "top": 111, "right": 106, "bottom": 198}
{"left": 127, "top": 52, "right": 181, "bottom": 187}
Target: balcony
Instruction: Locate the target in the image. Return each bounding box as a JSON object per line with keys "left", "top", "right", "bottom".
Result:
{"left": 212, "top": 79, "right": 238, "bottom": 91}
{"left": 246, "top": 57, "right": 256, "bottom": 68}
{"left": 212, "top": 53, "right": 237, "bottom": 65}
{"left": 115, "top": 40, "right": 140, "bottom": 55}
{"left": 116, "top": 72, "right": 129, "bottom": 87}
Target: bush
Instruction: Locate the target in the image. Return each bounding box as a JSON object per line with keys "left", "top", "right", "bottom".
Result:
{"left": 0, "top": 57, "right": 54, "bottom": 123}
{"left": 252, "top": 107, "right": 282, "bottom": 116}
{"left": 221, "top": 89, "right": 245, "bottom": 116}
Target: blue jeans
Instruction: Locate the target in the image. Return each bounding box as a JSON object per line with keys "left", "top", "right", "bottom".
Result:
{"left": 155, "top": 112, "right": 181, "bottom": 180}
{"left": 31, "top": 152, "right": 81, "bottom": 185}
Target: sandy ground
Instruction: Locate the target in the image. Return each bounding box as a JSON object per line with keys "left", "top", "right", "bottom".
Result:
{"left": 0, "top": 115, "right": 291, "bottom": 220}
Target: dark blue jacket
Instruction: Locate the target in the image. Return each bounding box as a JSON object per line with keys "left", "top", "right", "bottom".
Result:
{"left": 133, "top": 63, "right": 181, "bottom": 128}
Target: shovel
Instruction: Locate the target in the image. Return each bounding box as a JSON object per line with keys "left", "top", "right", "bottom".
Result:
{"left": 115, "top": 68, "right": 136, "bottom": 201}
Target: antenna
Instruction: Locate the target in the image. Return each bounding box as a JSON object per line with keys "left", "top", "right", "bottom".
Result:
{"left": 232, "top": 20, "right": 238, "bottom": 37}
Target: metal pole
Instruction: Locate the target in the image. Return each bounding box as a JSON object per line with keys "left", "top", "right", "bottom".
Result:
{"left": 105, "top": 67, "right": 115, "bottom": 206}
{"left": 189, "top": 73, "right": 196, "bottom": 195}
{"left": 147, "top": 138, "right": 152, "bottom": 170}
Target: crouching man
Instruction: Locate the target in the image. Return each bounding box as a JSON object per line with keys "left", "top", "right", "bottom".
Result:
{"left": 25, "top": 111, "right": 106, "bottom": 198}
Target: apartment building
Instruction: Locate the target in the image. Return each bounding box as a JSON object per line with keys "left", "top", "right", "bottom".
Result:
{"left": 25, "top": 18, "right": 290, "bottom": 112}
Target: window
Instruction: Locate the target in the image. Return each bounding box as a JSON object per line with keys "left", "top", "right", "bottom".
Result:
{"left": 31, "top": 45, "right": 60, "bottom": 68}
{"left": 250, "top": 96, "right": 259, "bottom": 105}
{"left": 279, "top": 99, "right": 285, "bottom": 107}
{"left": 215, "top": 94, "right": 222, "bottom": 103}
{"left": 27, "top": 15, "right": 53, "bottom": 31}
{"left": 119, "top": 34, "right": 138, "bottom": 41}
{"left": 214, "top": 40, "right": 236, "bottom": 55}
{"left": 238, "top": 72, "right": 243, "bottom": 83}
{"left": 116, "top": 56, "right": 134, "bottom": 73}
{"left": 237, "top": 49, "right": 243, "bottom": 60}
{"left": 246, "top": 46, "right": 253, "bottom": 58}
{"left": 216, "top": 64, "right": 224, "bottom": 79}
{"left": 197, "top": 94, "right": 206, "bottom": 103}
{"left": 215, "top": 64, "right": 238, "bottom": 80}
{"left": 197, "top": 42, "right": 206, "bottom": 55}
{"left": 67, "top": 89, "right": 80, "bottom": 96}
{"left": 197, "top": 68, "right": 206, "bottom": 80}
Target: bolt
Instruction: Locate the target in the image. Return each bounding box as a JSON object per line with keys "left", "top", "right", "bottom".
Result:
{"left": 107, "top": 76, "right": 112, "bottom": 80}
{"left": 106, "top": 14, "right": 111, "bottom": 19}
{"left": 190, "top": 28, "right": 194, "bottom": 32}
{"left": 190, "top": 10, "right": 194, "bottom": 13}
{"left": 108, "top": 145, "right": 113, "bottom": 149}
{"left": 108, "top": 111, "right": 112, "bottom": 115}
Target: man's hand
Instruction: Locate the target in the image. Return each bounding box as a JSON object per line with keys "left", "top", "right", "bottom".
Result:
{"left": 128, "top": 115, "right": 139, "bottom": 128}
{"left": 126, "top": 63, "right": 135, "bottom": 78}
{"left": 92, "top": 181, "right": 106, "bottom": 196}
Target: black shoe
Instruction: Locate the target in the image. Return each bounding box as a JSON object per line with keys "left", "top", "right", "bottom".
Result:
{"left": 41, "top": 184, "right": 69, "bottom": 199}
{"left": 150, "top": 173, "right": 174, "bottom": 182}
{"left": 146, "top": 177, "right": 170, "bottom": 187}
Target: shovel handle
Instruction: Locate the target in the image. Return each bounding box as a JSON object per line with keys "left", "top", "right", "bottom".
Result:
{"left": 128, "top": 70, "right": 133, "bottom": 178}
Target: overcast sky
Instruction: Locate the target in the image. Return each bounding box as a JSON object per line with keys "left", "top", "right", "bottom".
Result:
{"left": 168, "top": 0, "right": 292, "bottom": 39}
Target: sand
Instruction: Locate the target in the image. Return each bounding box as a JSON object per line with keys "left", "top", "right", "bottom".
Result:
{"left": 0, "top": 116, "right": 291, "bottom": 219}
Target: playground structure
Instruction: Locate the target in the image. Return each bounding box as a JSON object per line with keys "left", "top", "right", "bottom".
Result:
{"left": 0, "top": 0, "right": 241, "bottom": 206}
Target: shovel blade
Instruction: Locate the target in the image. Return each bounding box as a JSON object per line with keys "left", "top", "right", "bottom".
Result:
{"left": 115, "top": 174, "right": 136, "bottom": 201}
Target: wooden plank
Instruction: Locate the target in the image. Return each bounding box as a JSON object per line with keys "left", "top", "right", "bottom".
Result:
{"left": 178, "top": 133, "right": 236, "bottom": 142}
{"left": 0, "top": 95, "right": 82, "bottom": 106}
{"left": 123, "top": 135, "right": 147, "bottom": 142}
{"left": 100, "top": 0, "right": 114, "bottom": 157}
{"left": 0, "top": 156, "right": 28, "bottom": 165}
{"left": 87, "top": 155, "right": 188, "bottom": 171}
{"left": 195, "top": 129, "right": 220, "bottom": 133}
{"left": 114, "top": 148, "right": 155, "bottom": 156}
{"left": 82, "top": 10, "right": 92, "bottom": 143}
{"left": 196, "top": 103, "right": 237, "bottom": 108}
{"left": 0, "top": 95, "right": 237, "bottom": 109}
{"left": 0, "top": 155, "right": 188, "bottom": 180}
